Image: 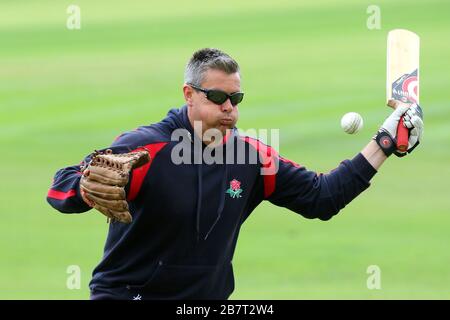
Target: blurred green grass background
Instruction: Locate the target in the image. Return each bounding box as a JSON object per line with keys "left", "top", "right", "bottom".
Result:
{"left": 1, "top": 0, "right": 449, "bottom": 299}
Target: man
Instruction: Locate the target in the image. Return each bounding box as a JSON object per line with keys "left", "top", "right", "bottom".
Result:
{"left": 47, "top": 48, "right": 423, "bottom": 300}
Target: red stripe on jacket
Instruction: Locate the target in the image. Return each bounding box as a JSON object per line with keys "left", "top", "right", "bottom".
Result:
{"left": 241, "top": 137, "right": 278, "bottom": 199}
{"left": 47, "top": 189, "right": 77, "bottom": 200}
{"left": 127, "top": 142, "right": 168, "bottom": 201}
{"left": 241, "top": 137, "right": 302, "bottom": 199}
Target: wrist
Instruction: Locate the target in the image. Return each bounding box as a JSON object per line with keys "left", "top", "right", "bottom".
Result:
{"left": 361, "top": 140, "right": 387, "bottom": 170}
{"left": 373, "top": 129, "right": 396, "bottom": 157}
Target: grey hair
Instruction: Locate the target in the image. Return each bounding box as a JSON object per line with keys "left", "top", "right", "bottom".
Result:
{"left": 184, "top": 48, "right": 240, "bottom": 86}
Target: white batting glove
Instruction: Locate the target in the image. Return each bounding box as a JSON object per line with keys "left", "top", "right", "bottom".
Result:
{"left": 380, "top": 102, "right": 410, "bottom": 140}
{"left": 402, "top": 104, "right": 424, "bottom": 152}
{"left": 374, "top": 100, "right": 424, "bottom": 157}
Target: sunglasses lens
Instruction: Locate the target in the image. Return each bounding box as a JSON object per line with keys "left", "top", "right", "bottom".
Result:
{"left": 204, "top": 88, "right": 244, "bottom": 106}
{"left": 207, "top": 90, "right": 228, "bottom": 104}
{"left": 230, "top": 93, "right": 244, "bottom": 106}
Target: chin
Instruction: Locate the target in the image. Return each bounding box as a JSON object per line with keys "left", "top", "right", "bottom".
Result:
{"left": 219, "top": 124, "right": 234, "bottom": 131}
{"left": 216, "top": 127, "right": 227, "bottom": 136}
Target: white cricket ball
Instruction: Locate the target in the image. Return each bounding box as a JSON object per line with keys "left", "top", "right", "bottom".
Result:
{"left": 341, "top": 112, "right": 363, "bottom": 134}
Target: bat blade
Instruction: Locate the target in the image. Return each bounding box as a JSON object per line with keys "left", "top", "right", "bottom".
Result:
{"left": 386, "top": 29, "right": 420, "bottom": 152}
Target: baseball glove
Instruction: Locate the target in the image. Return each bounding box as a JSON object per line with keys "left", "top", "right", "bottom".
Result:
{"left": 80, "top": 149, "right": 150, "bottom": 223}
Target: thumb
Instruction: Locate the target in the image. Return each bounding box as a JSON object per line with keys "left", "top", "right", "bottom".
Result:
{"left": 393, "top": 105, "right": 409, "bottom": 118}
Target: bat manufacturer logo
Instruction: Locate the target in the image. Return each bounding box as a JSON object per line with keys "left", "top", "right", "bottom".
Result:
{"left": 392, "top": 69, "right": 418, "bottom": 103}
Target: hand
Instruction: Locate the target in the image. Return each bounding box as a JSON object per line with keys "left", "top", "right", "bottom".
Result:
{"left": 79, "top": 149, "right": 150, "bottom": 223}
{"left": 381, "top": 99, "right": 410, "bottom": 139}
{"left": 80, "top": 173, "right": 95, "bottom": 207}
{"left": 375, "top": 100, "right": 424, "bottom": 157}
{"left": 80, "top": 168, "right": 131, "bottom": 223}
{"left": 401, "top": 103, "right": 424, "bottom": 154}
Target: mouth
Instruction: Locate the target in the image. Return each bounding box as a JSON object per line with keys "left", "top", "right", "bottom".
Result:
{"left": 219, "top": 118, "right": 234, "bottom": 125}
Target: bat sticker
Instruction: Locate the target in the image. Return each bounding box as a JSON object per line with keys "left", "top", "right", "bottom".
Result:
{"left": 392, "top": 69, "right": 418, "bottom": 104}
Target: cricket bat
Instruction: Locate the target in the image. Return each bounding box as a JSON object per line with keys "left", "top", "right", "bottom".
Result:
{"left": 386, "top": 29, "right": 420, "bottom": 152}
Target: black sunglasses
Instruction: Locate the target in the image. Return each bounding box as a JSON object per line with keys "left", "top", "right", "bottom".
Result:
{"left": 189, "top": 84, "right": 244, "bottom": 106}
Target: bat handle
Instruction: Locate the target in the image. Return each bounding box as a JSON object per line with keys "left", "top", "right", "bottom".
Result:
{"left": 396, "top": 116, "right": 409, "bottom": 152}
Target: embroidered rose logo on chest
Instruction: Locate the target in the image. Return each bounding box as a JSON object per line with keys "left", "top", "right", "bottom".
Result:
{"left": 226, "top": 179, "right": 243, "bottom": 198}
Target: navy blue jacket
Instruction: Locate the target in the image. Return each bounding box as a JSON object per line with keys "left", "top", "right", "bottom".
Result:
{"left": 47, "top": 105, "right": 377, "bottom": 300}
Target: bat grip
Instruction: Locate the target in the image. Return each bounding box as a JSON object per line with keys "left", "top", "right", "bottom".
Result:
{"left": 396, "top": 116, "right": 409, "bottom": 152}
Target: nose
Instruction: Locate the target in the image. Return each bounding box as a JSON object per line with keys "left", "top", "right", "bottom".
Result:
{"left": 221, "top": 98, "right": 233, "bottom": 113}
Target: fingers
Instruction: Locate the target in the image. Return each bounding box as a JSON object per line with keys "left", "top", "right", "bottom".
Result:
{"left": 129, "top": 151, "right": 151, "bottom": 170}
{"left": 84, "top": 167, "right": 128, "bottom": 186}
{"left": 414, "top": 104, "right": 423, "bottom": 119}
{"left": 78, "top": 149, "right": 149, "bottom": 224}
{"left": 412, "top": 116, "right": 424, "bottom": 141}
{"left": 402, "top": 109, "right": 424, "bottom": 143}
{"left": 88, "top": 170, "right": 129, "bottom": 186}
{"left": 80, "top": 179, "right": 126, "bottom": 200}
{"left": 393, "top": 105, "right": 409, "bottom": 118}
{"left": 387, "top": 99, "right": 414, "bottom": 119}
{"left": 113, "top": 210, "right": 132, "bottom": 224}
{"left": 80, "top": 189, "right": 95, "bottom": 207}
{"left": 80, "top": 176, "right": 132, "bottom": 223}
{"left": 94, "top": 203, "right": 133, "bottom": 224}
{"left": 82, "top": 187, "right": 132, "bottom": 223}
{"left": 403, "top": 104, "right": 423, "bottom": 128}
{"left": 84, "top": 192, "right": 129, "bottom": 211}
{"left": 411, "top": 115, "right": 424, "bottom": 130}
{"left": 406, "top": 115, "right": 423, "bottom": 149}
{"left": 387, "top": 101, "right": 424, "bottom": 155}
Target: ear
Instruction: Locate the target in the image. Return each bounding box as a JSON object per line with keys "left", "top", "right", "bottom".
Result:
{"left": 183, "top": 84, "right": 194, "bottom": 107}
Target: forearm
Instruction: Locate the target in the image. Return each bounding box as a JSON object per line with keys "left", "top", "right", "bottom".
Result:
{"left": 270, "top": 153, "right": 377, "bottom": 221}
{"left": 46, "top": 166, "right": 92, "bottom": 213}
{"left": 361, "top": 140, "right": 387, "bottom": 171}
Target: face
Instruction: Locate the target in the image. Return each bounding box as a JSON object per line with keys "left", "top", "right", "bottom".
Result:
{"left": 184, "top": 69, "right": 241, "bottom": 139}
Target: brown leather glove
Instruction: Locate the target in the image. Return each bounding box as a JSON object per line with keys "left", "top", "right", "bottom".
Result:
{"left": 80, "top": 149, "right": 150, "bottom": 223}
